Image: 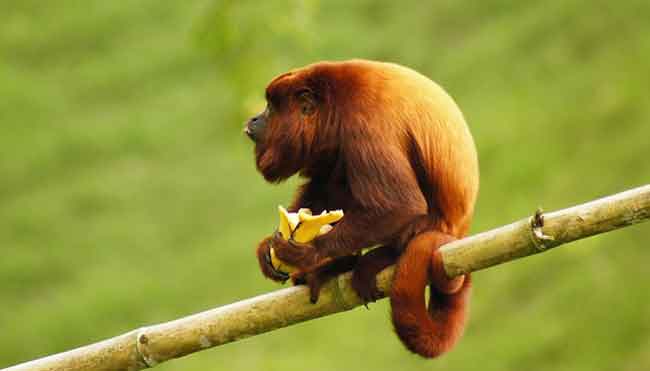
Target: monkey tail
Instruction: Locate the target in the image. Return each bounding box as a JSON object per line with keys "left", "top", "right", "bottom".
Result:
{"left": 390, "top": 231, "right": 471, "bottom": 358}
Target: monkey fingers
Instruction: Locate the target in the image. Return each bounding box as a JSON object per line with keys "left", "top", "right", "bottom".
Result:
{"left": 271, "top": 234, "right": 321, "bottom": 271}
{"left": 256, "top": 236, "right": 289, "bottom": 282}
{"left": 291, "top": 255, "right": 359, "bottom": 303}
{"left": 287, "top": 269, "right": 325, "bottom": 303}
{"left": 304, "top": 272, "right": 326, "bottom": 304}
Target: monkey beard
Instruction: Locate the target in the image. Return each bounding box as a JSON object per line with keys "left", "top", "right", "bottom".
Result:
{"left": 255, "top": 136, "right": 305, "bottom": 183}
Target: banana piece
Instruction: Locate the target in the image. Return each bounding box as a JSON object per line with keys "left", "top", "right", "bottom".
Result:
{"left": 277, "top": 206, "right": 301, "bottom": 240}
{"left": 270, "top": 206, "right": 344, "bottom": 275}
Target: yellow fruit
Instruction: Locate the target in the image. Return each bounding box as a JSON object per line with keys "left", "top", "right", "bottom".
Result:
{"left": 277, "top": 206, "right": 300, "bottom": 240}
{"left": 269, "top": 247, "right": 295, "bottom": 275}
{"left": 293, "top": 209, "right": 344, "bottom": 243}
{"left": 269, "top": 206, "right": 344, "bottom": 275}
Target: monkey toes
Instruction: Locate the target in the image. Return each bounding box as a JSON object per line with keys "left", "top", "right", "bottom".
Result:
{"left": 351, "top": 246, "right": 398, "bottom": 305}
{"left": 351, "top": 269, "right": 383, "bottom": 304}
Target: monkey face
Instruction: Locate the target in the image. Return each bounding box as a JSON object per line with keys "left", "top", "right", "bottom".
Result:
{"left": 246, "top": 70, "right": 322, "bottom": 183}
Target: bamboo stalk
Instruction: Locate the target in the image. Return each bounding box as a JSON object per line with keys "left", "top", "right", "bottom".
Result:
{"left": 3, "top": 185, "right": 649, "bottom": 371}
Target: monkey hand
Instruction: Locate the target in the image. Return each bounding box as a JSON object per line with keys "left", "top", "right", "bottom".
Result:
{"left": 289, "top": 270, "right": 326, "bottom": 304}
{"left": 270, "top": 231, "right": 322, "bottom": 271}
{"left": 256, "top": 206, "right": 343, "bottom": 301}
{"left": 288, "top": 255, "right": 358, "bottom": 304}
{"left": 256, "top": 235, "right": 290, "bottom": 282}
{"left": 269, "top": 234, "right": 328, "bottom": 303}
{"left": 266, "top": 206, "right": 343, "bottom": 275}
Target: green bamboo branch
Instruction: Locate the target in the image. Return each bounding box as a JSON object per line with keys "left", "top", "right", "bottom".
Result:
{"left": 3, "top": 185, "right": 649, "bottom": 371}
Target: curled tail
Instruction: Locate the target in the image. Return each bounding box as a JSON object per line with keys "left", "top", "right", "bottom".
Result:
{"left": 390, "top": 231, "right": 471, "bottom": 358}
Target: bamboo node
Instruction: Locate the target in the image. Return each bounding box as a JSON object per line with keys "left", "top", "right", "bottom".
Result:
{"left": 135, "top": 328, "right": 156, "bottom": 368}
{"left": 529, "top": 207, "right": 555, "bottom": 250}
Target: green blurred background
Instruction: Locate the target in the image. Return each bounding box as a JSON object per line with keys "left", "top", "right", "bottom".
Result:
{"left": 1, "top": 1, "right": 649, "bottom": 370}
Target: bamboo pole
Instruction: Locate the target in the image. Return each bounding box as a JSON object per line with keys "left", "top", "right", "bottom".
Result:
{"left": 3, "top": 185, "right": 649, "bottom": 371}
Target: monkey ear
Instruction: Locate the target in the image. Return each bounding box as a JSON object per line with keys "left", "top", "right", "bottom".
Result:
{"left": 296, "top": 89, "right": 316, "bottom": 115}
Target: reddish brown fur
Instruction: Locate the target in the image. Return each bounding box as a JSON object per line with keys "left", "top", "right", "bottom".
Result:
{"left": 249, "top": 60, "right": 479, "bottom": 358}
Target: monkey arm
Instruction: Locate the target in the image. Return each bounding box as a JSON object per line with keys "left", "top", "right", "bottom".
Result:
{"left": 274, "top": 157, "right": 428, "bottom": 271}
{"left": 272, "top": 208, "right": 416, "bottom": 270}
{"left": 271, "top": 210, "right": 415, "bottom": 305}
{"left": 313, "top": 208, "right": 420, "bottom": 258}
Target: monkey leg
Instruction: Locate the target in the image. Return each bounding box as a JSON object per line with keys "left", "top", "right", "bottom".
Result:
{"left": 351, "top": 245, "right": 399, "bottom": 304}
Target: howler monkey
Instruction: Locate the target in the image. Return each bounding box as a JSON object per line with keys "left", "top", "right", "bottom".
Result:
{"left": 246, "top": 60, "right": 479, "bottom": 358}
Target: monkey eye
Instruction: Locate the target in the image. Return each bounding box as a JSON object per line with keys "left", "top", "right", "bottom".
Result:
{"left": 296, "top": 89, "right": 316, "bottom": 115}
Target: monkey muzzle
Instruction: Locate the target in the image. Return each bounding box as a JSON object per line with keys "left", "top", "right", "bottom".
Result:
{"left": 244, "top": 112, "right": 266, "bottom": 142}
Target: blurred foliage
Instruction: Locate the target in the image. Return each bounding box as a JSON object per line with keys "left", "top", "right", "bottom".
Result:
{"left": 193, "top": 0, "right": 320, "bottom": 119}
{"left": 0, "top": 1, "right": 649, "bottom": 370}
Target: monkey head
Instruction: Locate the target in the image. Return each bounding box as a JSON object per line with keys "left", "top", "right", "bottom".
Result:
{"left": 245, "top": 64, "right": 355, "bottom": 183}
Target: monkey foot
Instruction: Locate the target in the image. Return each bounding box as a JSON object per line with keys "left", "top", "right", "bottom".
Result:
{"left": 350, "top": 246, "right": 398, "bottom": 305}
{"left": 351, "top": 271, "right": 383, "bottom": 305}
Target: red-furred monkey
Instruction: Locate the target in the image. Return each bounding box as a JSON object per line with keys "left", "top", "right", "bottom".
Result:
{"left": 245, "top": 60, "right": 479, "bottom": 358}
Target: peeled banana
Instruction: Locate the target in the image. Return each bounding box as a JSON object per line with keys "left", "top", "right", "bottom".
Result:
{"left": 270, "top": 206, "right": 344, "bottom": 275}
